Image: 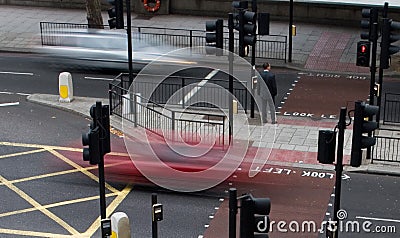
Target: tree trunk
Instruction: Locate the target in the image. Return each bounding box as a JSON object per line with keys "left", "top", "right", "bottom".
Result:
{"left": 86, "top": 0, "right": 104, "bottom": 29}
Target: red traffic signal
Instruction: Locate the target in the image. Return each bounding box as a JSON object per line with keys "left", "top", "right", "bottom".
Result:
{"left": 356, "top": 41, "right": 370, "bottom": 67}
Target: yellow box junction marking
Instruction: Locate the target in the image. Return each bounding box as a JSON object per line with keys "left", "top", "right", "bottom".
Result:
{"left": 0, "top": 141, "right": 134, "bottom": 237}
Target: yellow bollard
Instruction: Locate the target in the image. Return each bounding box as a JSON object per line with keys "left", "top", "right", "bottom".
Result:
{"left": 58, "top": 72, "right": 74, "bottom": 102}
{"left": 233, "top": 100, "right": 238, "bottom": 114}
{"left": 292, "top": 25, "right": 297, "bottom": 36}
{"left": 111, "top": 212, "right": 131, "bottom": 238}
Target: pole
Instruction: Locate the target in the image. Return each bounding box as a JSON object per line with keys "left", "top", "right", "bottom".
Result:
{"left": 288, "top": 0, "right": 293, "bottom": 62}
{"left": 229, "top": 13, "right": 234, "bottom": 143}
{"left": 332, "top": 107, "right": 346, "bottom": 238}
{"left": 376, "top": 67, "right": 384, "bottom": 127}
{"left": 126, "top": 0, "right": 133, "bottom": 85}
{"left": 152, "top": 193, "right": 158, "bottom": 238}
{"left": 229, "top": 188, "right": 237, "bottom": 238}
{"left": 376, "top": 2, "right": 389, "bottom": 127}
{"left": 250, "top": 0, "right": 257, "bottom": 118}
{"left": 250, "top": 46, "right": 255, "bottom": 118}
{"left": 96, "top": 101, "right": 107, "bottom": 237}
{"left": 252, "top": 0, "right": 257, "bottom": 13}
{"left": 367, "top": 9, "right": 378, "bottom": 159}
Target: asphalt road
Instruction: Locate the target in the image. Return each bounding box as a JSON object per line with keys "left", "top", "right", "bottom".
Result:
{"left": 337, "top": 172, "right": 400, "bottom": 238}
{"left": 1, "top": 51, "right": 398, "bottom": 238}
{"left": 0, "top": 93, "right": 223, "bottom": 237}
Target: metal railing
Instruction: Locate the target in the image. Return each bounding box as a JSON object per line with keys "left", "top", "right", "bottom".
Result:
{"left": 40, "top": 22, "right": 287, "bottom": 61}
{"left": 131, "top": 74, "right": 249, "bottom": 111}
{"left": 372, "top": 132, "right": 400, "bottom": 163}
{"left": 109, "top": 74, "right": 226, "bottom": 147}
{"left": 383, "top": 93, "right": 400, "bottom": 125}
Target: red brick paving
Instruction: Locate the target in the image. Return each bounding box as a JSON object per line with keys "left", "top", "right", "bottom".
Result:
{"left": 305, "top": 32, "right": 370, "bottom": 74}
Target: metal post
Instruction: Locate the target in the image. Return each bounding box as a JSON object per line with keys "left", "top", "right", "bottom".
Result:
{"left": 250, "top": 3, "right": 256, "bottom": 119}
{"left": 126, "top": 0, "right": 133, "bottom": 85}
{"left": 181, "top": 77, "right": 185, "bottom": 109}
{"left": 376, "top": 3, "right": 389, "bottom": 127}
{"left": 152, "top": 193, "right": 158, "bottom": 238}
{"left": 228, "top": 13, "right": 234, "bottom": 144}
{"left": 376, "top": 68, "right": 384, "bottom": 127}
{"left": 252, "top": 0, "right": 257, "bottom": 12}
{"left": 332, "top": 107, "right": 346, "bottom": 238}
{"left": 133, "top": 94, "right": 137, "bottom": 127}
{"left": 109, "top": 84, "right": 113, "bottom": 116}
{"left": 229, "top": 188, "right": 237, "bottom": 238}
{"left": 288, "top": 0, "right": 293, "bottom": 62}
{"left": 96, "top": 101, "right": 107, "bottom": 237}
{"left": 367, "top": 9, "right": 378, "bottom": 159}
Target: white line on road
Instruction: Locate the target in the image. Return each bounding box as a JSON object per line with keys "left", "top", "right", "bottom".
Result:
{"left": 0, "top": 92, "right": 13, "bottom": 95}
{"left": 16, "top": 93, "right": 31, "bottom": 96}
{"left": 0, "top": 102, "right": 19, "bottom": 107}
{"left": 0, "top": 71, "right": 34, "bottom": 76}
{"left": 178, "top": 69, "right": 219, "bottom": 105}
{"left": 84, "top": 76, "right": 114, "bottom": 81}
{"left": 356, "top": 216, "right": 400, "bottom": 223}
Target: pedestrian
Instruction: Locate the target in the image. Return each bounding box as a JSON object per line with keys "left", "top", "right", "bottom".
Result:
{"left": 259, "top": 62, "right": 277, "bottom": 123}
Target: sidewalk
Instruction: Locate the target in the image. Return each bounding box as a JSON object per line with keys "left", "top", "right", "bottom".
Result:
{"left": 0, "top": 5, "right": 398, "bottom": 174}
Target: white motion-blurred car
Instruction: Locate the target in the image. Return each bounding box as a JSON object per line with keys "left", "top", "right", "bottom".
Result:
{"left": 36, "top": 28, "right": 196, "bottom": 71}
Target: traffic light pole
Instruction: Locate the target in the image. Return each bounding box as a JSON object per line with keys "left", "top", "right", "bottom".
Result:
{"left": 126, "top": 0, "right": 133, "bottom": 85}
{"left": 94, "top": 101, "right": 108, "bottom": 237}
{"left": 228, "top": 13, "right": 234, "bottom": 144}
{"left": 229, "top": 188, "right": 237, "bottom": 238}
{"left": 250, "top": 41, "right": 255, "bottom": 119}
{"left": 331, "top": 107, "right": 346, "bottom": 238}
{"left": 289, "top": 0, "right": 293, "bottom": 62}
{"left": 250, "top": 0, "right": 257, "bottom": 119}
{"left": 376, "top": 3, "right": 389, "bottom": 127}
{"left": 367, "top": 15, "right": 378, "bottom": 159}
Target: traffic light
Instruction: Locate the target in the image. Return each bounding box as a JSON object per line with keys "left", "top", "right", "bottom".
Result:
{"left": 350, "top": 101, "right": 379, "bottom": 167}
{"left": 380, "top": 18, "right": 400, "bottom": 69}
{"left": 240, "top": 194, "right": 270, "bottom": 238}
{"left": 205, "top": 19, "right": 224, "bottom": 55}
{"left": 108, "top": 0, "right": 124, "bottom": 29}
{"left": 82, "top": 105, "right": 101, "bottom": 165}
{"left": 239, "top": 10, "right": 257, "bottom": 57}
{"left": 82, "top": 103, "right": 111, "bottom": 165}
{"left": 317, "top": 130, "right": 336, "bottom": 164}
{"left": 360, "top": 8, "right": 378, "bottom": 41}
{"left": 232, "top": 0, "right": 248, "bottom": 10}
{"left": 356, "top": 41, "right": 371, "bottom": 67}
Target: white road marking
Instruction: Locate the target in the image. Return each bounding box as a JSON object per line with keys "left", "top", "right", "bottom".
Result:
{"left": 84, "top": 76, "right": 114, "bottom": 81}
{"left": 16, "top": 93, "right": 31, "bottom": 96}
{"left": 178, "top": 69, "right": 219, "bottom": 105}
{"left": 0, "top": 71, "right": 34, "bottom": 76}
{"left": 0, "top": 102, "right": 19, "bottom": 107}
{"left": 0, "top": 92, "right": 13, "bottom": 95}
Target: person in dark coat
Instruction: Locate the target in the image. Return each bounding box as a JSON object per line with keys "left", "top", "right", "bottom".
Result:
{"left": 259, "top": 62, "right": 277, "bottom": 123}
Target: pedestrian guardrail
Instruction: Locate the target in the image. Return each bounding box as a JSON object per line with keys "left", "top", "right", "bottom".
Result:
{"left": 372, "top": 131, "right": 400, "bottom": 163}
{"left": 39, "top": 22, "right": 287, "bottom": 61}
{"left": 383, "top": 93, "right": 400, "bottom": 125}
{"left": 132, "top": 74, "right": 249, "bottom": 112}
{"left": 109, "top": 73, "right": 226, "bottom": 148}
